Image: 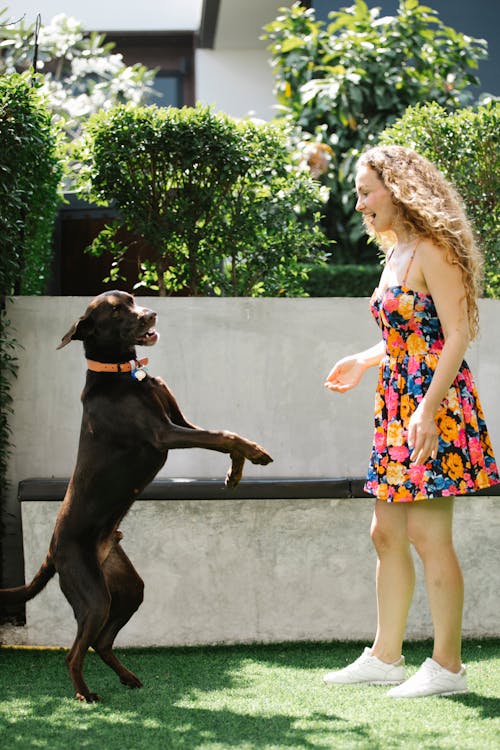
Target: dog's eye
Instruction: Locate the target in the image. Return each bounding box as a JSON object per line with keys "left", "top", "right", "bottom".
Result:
{"left": 112, "top": 305, "right": 121, "bottom": 316}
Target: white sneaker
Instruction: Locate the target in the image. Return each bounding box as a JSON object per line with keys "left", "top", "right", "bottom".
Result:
{"left": 387, "top": 658, "right": 468, "bottom": 698}
{"left": 323, "top": 647, "right": 406, "bottom": 686}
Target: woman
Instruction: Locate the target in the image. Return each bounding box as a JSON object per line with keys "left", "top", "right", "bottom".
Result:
{"left": 323, "top": 145, "right": 499, "bottom": 698}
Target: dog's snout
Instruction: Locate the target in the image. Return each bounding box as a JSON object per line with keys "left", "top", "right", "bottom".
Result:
{"left": 141, "top": 309, "right": 157, "bottom": 326}
{"left": 136, "top": 308, "right": 159, "bottom": 346}
{"left": 135, "top": 304, "right": 156, "bottom": 323}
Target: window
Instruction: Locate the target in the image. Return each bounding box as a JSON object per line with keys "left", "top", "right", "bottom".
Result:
{"left": 148, "top": 71, "right": 183, "bottom": 108}
{"left": 105, "top": 31, "right": 195, "bottom": 107}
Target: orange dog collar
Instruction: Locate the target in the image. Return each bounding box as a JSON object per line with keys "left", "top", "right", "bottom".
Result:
{"left": 86, "top": 358, "right": 149, "bottom": 380}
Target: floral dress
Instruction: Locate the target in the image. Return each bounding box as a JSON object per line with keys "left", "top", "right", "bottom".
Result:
{"left": 365, "top": 277, "right": 500, "bottom": 502}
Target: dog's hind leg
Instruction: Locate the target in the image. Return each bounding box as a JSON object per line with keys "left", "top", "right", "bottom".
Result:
{"left": 92, "top": 540, "right": 144, "bottom": 689}
{"left": 57, "top": 547, "right": 111, "bottom": 702}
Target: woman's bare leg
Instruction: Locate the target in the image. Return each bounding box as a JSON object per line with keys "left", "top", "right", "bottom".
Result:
{"left": 370, "top": 500, "right": 415, "bottom": 663}
{"left": 407, "top": 497, "right": 463, "bottom": 672}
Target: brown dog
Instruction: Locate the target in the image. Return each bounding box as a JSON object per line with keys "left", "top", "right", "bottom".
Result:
{"left": 0, "top": 291, "right": 272, "bottom": 702}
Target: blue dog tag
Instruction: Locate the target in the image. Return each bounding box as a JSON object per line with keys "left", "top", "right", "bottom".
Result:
{"left": 132, "top": 367, "right": 147, "bottom": 381}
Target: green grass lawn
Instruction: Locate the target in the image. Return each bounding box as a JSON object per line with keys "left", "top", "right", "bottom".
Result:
{"left": 0, "top": 640, "right": 499, "bottom": 750}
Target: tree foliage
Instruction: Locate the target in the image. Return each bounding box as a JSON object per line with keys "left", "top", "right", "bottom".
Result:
{"left": 76, "top": 103, "right": 327, "bottom": 296}
{"left": 379, "top": 100, "right": 500, "bottom": 297}
{"left": 263, "top": 0, "right": 488, "bottom": 261}
{"left": 0, "top": 10, "right": 155, "bottom": 141}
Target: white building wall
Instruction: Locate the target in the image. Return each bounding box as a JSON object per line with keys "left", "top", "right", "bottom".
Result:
{"left": 4, "top": 1, "right": 202, "bottom": 30}
{"left": 195, "top": 49, "right": 278, "bottom": 120}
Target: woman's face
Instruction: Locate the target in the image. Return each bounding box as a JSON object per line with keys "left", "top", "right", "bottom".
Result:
{"left": 355, "top": 164, "right": 398, "bottom": 235}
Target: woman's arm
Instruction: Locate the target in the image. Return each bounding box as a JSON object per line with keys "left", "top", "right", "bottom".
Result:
{"left": 408, "top": 242, "right": 470, "bottom": 464}
{"left": 325, "top": 339, "right": 385, "bottom": 393}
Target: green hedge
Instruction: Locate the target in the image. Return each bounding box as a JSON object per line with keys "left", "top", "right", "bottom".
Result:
{"left": 303, "top": 263, "right": 382, "bottom": 297}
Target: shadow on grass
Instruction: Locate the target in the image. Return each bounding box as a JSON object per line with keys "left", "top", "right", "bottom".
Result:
{"left": 448, "top": 692, "right": 500, "bottom": 719}
{"left": 0, "top": 645, "right": 381, "bottom": 750}
{"left": 0, "top": 703, "right": 379, "bottom": 750}
{"left": 1, "top": 641, "right": 499, "bottom": 750}
{"left": 0, "top": 661, "right": 341, "bottom": 750}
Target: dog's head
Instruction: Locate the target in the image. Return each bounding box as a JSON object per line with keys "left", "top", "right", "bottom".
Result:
{"left": 57, "top": 291, "right": 159, "bottom": 359}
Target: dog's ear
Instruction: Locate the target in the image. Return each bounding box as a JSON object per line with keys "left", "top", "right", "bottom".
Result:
{"left": 57, "top": 314, "right": 95, "bottom": 349}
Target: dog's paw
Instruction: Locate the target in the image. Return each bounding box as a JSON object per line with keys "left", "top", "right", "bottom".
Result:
{"left": 248, "top": 444, "right": 273, "bottom": 465}
{"left": 120, "top": 671, "right": 143, "bottom": 689}
{"left": 226, "top": 453, "right": 245, "bottom": 488}
{"left": 225, "top": 471, "right": 240, "bottom": 489}
{"left": 77, "top": 691, "right": 100, "bottom": 703}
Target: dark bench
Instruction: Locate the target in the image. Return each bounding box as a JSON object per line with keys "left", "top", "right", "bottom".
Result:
{"left": 18, "top": 477, "right": 369, "bottom": 502}
{"left": 7, "top": 476, "right": 499, "bottom": 627}
{"left": 18, "top": 477, "right": 500, "bottom": 503}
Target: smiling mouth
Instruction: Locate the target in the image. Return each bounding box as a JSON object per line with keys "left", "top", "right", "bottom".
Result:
{"left": 136, "top": 326, "right": 159, "bottom": 346}
{"left": 362, "top": 213, "right": 376, "bottom": 228}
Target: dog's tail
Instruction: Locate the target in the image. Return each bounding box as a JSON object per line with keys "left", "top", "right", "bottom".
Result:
{"left": 0, "top": 555, "right": 56, "bottom": 605}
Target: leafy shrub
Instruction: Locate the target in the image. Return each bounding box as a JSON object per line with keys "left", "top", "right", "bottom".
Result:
{"left": 75, "top": 103, "right": 328, "bottom": 296}
{"left": 0, "top": 72, "right": 62, "bottom": 572}
{"left": 263, "top": 0, "right": 488, "bottom": 262}
{"left": 0, "top": 312, "right": 17, "bottom": 565}
{"left": 379, "top": 100, "right": 499, "bottom": 297}
{"left": 0, "top": 73, "right": 62, "bottom": 295}
{"left": 302, "top": 263, "right": 382, "bottom": 297}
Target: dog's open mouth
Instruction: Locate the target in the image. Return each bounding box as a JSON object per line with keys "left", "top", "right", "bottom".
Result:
{"left": 136, "top": 326, "right": 159, "bottom": 347}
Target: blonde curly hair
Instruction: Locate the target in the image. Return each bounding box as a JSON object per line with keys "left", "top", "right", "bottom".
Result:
{"left": 357, "top": 145, "right": 483, "bottom": 339}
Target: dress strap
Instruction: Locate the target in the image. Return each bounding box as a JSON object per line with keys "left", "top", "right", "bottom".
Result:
{"left": 402, "top": 239, "right": 421, "bottom": 287}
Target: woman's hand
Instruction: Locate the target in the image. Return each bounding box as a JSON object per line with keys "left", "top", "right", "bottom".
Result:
{"left": 325, "top": 355, "right": 366, "bottom": 393}
{"left": 407, "top": 401, "right": 439, "bottom": 465}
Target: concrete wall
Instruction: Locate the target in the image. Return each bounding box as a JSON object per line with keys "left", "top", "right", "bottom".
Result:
{"left": 6, "top": 297, "right": 386, "bottom": 483}
{"left": 6, "top": 296, "right": 500, "bottom": 482}
{"left": 2, "top": 297, "right": 499, "bottom": 646}
{"left": 2, "top": 495, "right": 497, "bottom": 648}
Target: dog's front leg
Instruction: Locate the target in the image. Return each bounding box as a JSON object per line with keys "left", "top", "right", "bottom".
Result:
{"left": 225, "top": 452, "right": 246, "bottom": 488}
{"left": 154, "top": 424, "right": 272, "bottom": 487}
